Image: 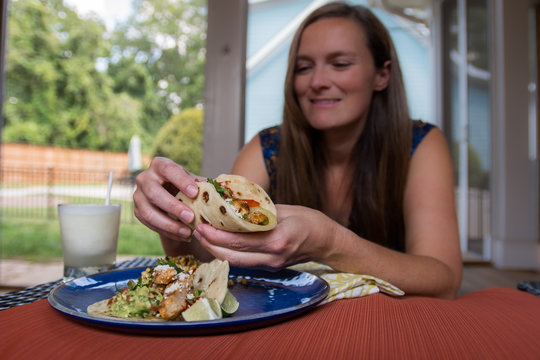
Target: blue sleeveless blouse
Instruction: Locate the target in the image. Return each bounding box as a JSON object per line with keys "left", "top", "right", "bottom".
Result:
{"left": 259, "top": 120, "right": 434, "bottom": 196}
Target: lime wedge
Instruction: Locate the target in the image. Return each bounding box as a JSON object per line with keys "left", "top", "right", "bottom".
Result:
{"left": 208, "top": 297, "right": 223, "bottom": 318}
{"left": 221, "top": 290, "right": 239, "bottom": 316}
{"left": 182, "top": 298, "right": 222, "bottom": 321}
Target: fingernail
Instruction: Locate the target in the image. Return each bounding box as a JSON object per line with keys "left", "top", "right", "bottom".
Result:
{"left": 186, "top": 184, "right": 198, "bottom": 197}
{"left": 179, "top": 227, "right": 191, "bottom": 237}
{"left": 180, "top": 210, "right": 194, "bottom": 223}
{"left": 192, "top": 230, "right": 201, "bottom": 241}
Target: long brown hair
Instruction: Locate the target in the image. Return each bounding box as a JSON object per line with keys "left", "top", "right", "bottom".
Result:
{"left": 275, "top": 2, "right": 412, "bottom": 251}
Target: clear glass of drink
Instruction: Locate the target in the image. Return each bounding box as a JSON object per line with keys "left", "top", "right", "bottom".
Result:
{"left": 58, "top": 203, "right": 122, "bottom": 282}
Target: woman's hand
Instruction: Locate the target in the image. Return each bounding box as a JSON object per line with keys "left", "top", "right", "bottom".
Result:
{"left": 192, "top": 204, "right": 335, "bottom": 270}
{"left": 133, "top": 157, "right": 205, "bottom": 242}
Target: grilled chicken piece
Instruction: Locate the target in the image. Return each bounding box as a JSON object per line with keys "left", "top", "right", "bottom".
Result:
{"left": 152, "top": 265, "right": 177, "bottom": 285}
{"left": 231, "top": 200, "right": 250, "bottom": 217}
{"left": 247, "top": 211, "right": 268, "bottom": 225}
{"left": 158, "top": 273, "right": 193, "bottom": 320}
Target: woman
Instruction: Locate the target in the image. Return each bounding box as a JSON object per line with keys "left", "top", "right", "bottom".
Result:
{"left": 133, "top": 2, "right": 462, "bottom": 299}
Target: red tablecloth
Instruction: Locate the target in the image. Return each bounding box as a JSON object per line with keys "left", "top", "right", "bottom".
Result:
{"left": 1, "top": 288, "right": 539, "bottom": 359}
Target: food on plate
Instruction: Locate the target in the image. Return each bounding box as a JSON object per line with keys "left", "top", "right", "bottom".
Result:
{"left": 87, "top": 256, "right": 239, "bottom": 322}
{"left": 175, "top": 174, "right": 277, "bottom": 232}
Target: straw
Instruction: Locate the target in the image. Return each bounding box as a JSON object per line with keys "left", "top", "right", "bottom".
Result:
{"left": 105, "top": 171, "right": 113, "bottom": 205}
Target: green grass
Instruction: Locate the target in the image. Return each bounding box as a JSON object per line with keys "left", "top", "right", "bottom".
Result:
{"left": 1, "top": 217, "right": 165, "bottom": 262}
{"left": 1, "top": 197, "right": 138, "bottom": 223}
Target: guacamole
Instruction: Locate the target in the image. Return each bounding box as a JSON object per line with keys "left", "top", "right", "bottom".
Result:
{"left": 107, "top": 285, "right": 163, "bottom": 319}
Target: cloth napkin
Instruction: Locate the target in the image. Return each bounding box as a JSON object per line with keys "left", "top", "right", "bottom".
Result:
{"left": 289, "top": 261, "right": 404, "bottom": 304}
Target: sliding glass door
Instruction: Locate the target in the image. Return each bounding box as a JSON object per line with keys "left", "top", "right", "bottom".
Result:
{"left": 441, "top": 0, "right": 492, "bottom": 260}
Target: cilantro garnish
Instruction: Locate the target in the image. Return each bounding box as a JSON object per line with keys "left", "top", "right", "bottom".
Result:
{"left": 127, "top": 276, "right": 151, "bottom": 290}
{"left": 208, "top": 178, "right": 232, "bottom": 199}
{"left": 157, "top": 257, "right": 183, "bottom": 273}
{"left": 186, "top": 289, "right": 205, "bottom": 305}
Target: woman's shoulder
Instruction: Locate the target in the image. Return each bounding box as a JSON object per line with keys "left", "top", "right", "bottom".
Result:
{"left": 259, "top": 125, "right": 281, "bottom": 142}
{"left": 258, "top": 125, "right": 281, "bottom": 195}
{"left": 259, "top": 125, "right": 281, "bottom": 154}
{"left": 411, "top": 120, "right": 436, "bottom": 155}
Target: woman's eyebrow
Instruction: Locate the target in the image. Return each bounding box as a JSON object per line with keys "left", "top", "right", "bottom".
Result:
{"left": 295, "top": 54, "right": 312, "bottom": 61}
{"left": 327, "top": 50, "right": 357, "bottom": 58}
{"left": 296, "top": 50, "right": 358, "bottom": 60}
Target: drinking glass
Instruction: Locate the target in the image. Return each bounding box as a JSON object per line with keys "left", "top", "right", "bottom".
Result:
{"left": 58, "top": 203, "right": 121, "bottom": 282}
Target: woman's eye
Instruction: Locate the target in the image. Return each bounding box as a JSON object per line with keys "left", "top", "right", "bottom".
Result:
{"left": 295, "top": 64, "right": 311, "bottom": 73}
{"left": 333, "top": 62, "right": 351, "bottom": 69}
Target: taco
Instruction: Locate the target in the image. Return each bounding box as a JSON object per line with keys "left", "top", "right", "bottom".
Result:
{"left": 176, "top": 174, "right": 277, "bottom": 232}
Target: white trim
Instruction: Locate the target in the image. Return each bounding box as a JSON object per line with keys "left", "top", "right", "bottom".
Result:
{"left": 448, "top": 50, "right": 491, "bottom": 81}
{"left": 457, "top": 0, "right": 469, "bottom": 255}
{"left": 246, "top": 0, "right": 332, "bottom": 77}
{"left": 490, "top": 0, "right": 537, "bottom": 270}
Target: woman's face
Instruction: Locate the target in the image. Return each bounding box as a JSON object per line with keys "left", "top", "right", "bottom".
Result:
{"left": 293, "top": 17, "right": 389, "bottom": 133}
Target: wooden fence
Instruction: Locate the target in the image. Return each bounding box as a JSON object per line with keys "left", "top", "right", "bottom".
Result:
{"left": 0, "top": 143, "right": 150, "bottom": 223}
{"left": 0, "top": 143, "right": 150, "bottom": 184}
{"left": 0, "top": 166, "right": 138, "bottom": 223}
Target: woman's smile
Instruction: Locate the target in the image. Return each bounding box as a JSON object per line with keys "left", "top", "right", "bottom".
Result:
{"left": 310, "top": 98, "right": 341, "bottom": 106}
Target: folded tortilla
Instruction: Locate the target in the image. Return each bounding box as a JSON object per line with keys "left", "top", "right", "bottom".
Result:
{"left": 87, "top": 299, "right": 167, "bottom": 322}
{"left": 193, "top": 259, "right": 229, "bottom": 304}
{"left": 176, "top": 174, "right": 277, "bottom": 232}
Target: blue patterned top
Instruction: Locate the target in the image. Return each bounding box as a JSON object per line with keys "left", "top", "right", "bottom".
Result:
{"left": 259, "top": 120, "right": 434, "bottom": 195}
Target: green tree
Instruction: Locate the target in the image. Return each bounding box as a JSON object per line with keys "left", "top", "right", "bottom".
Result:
{"left": 108, "top": 0, "right": 207, "bottom": 143}
{"left": 3, "top": 0, "right": 206, "bottom": 156}
{"left": 152, "top": 107, "right": 203, "bottom": 174}
{"left": 106, "top": 57, "right": 159, "bottom": 153}
{"left": 3, "top": 0, "right": 144, "bottom": 152}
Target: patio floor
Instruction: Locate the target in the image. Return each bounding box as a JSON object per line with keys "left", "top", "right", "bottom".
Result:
{"left": 0, "top": 256, "right": 138, "bottom": 294}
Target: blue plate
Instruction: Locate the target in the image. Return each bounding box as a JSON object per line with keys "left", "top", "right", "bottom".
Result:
{"left": 48, "top": 266, "right": 329, "bottom": 335}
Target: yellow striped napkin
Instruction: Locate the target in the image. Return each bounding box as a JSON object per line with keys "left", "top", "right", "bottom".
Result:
{"left": 289, "top": 261, "right": 404, "bottom": 304}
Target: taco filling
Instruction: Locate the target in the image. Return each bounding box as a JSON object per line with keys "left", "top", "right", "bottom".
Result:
{"left": 208, "top": 178, "right": 269, "bottom": 226}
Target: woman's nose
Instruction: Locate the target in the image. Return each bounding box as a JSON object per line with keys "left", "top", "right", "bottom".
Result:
{"left": 310, "top": 65, "right": 331, "bottom": 89}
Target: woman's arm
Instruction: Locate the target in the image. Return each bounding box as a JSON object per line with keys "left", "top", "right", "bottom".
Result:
{"left": 194, "top": 128, "right": 462, "bottom": 299}
{"left": 315, "top": 128, "right": 461, "bottom": 298}
{"left": 401, "top": 127, "right": 462, "bottom": 297}
{"left": 318, "top": 128, "right": 461, "bottom": 298}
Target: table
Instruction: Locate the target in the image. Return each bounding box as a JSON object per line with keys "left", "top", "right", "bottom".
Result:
{"left": 1, "top": 258, "right": 540, "bottom": 360}
{"left": 0, "top": 258, "right": 156, "bottom": 311}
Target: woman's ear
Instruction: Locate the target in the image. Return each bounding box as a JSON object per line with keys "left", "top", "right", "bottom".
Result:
{"left": 374, "top": 60, "right": 391, "bottom": 91}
